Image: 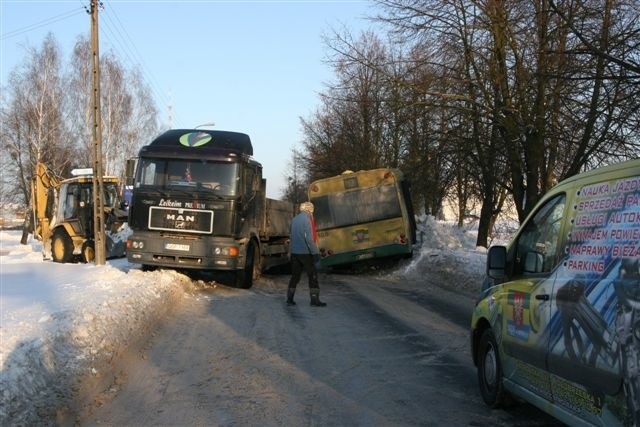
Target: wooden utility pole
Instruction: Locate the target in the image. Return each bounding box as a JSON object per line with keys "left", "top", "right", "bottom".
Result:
{"left": 90, "top": 0, "right": 106, "bottom": 264}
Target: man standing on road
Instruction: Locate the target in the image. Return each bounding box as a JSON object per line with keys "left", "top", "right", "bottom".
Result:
{"left": 287, "top": 201, "right": 327, "bottom": 307}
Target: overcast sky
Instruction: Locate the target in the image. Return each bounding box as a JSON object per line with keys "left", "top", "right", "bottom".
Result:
{"left": 1, "top": 0, "right": 374, "bottom": 197}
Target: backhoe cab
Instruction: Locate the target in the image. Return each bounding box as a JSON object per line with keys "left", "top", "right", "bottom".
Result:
{"left": 31, "top": 162, "right": 128, "bottom": 263}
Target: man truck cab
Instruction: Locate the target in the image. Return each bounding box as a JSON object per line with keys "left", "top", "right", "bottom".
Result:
{"left": 471, "top": 159, "right": 639, "bottom": 426}
{"left": 125, "top": 129, "right": 293, "bottom": 288}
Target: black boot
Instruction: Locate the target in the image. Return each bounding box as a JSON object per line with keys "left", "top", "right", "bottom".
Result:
{"left": 286, "top": 288, "right": 296, "bottom": 306}
{"left": 310, "top": 292, "right": 327, "bottom": 307}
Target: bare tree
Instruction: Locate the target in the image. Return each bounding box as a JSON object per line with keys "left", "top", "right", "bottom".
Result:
{"left": 0, "top": 33, "right": 75, "bottom": 206}
{"left": 118, "top": 68, "right": 158, "bottom": 180}
{"left": 281, "top": 148, "right": 309, "bottom": 204}
{"left": 2, "top": 31, "right": 160, "bottom": 215}
{"left": 67, "top": 35, "right": 93, "bottom": 169}
{"left": 374, "top": 0, "right": 640, "bottom": 227}
{"left": 68, "top": 35, "right": 158, "bottom": 179}
{"left": 101, "top": 51, "right": 133, "bottom": 176}
{"left": 294, "top": 0, "right": 639, "bottom": 248}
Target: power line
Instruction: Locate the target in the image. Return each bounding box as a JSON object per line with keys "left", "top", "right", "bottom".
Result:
{"left": 1, "top": 7, "right": 85, "bottom": 40}
{"left": 1, "top": 1, "right": 181, "bottom": 127}
{"left": 99, "top": 12, "right": 182, "bottom": 128}
{"left": 100, "top": 4, "right": 184, "bottom": 127}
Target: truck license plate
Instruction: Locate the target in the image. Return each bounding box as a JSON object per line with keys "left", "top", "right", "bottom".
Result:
{"left": 165, "top": 243, "right": 190, "bottom": 251}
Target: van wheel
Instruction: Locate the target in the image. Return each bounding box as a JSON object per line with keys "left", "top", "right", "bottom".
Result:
{"left": 81, "top": 240, "right": 95, "bottom": 263}
{"left": 477, "top": 328, "right": 506, "bottom": 407}
{"left": 52, "top": 229, "right": 74, "bottom": 263}
{"left": 235, "top": 242, "right": 259, "bottom": 289}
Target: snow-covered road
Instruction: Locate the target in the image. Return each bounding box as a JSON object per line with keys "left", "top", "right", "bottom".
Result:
{"left": 0, "top": 216, "right": 493, "bottom": 425}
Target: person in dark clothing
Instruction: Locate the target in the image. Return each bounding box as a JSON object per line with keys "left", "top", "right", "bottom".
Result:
{"left": 287, "top": 201, "right": 326, "bottom": 307}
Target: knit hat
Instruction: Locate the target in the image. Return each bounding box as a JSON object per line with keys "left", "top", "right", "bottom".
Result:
{"left": 300, "top": 201, "right": 314, "bottom": 214}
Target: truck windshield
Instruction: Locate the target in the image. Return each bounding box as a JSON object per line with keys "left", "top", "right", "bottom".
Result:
{"left": 136, "top": 159, "right": 239, "bottom": 197}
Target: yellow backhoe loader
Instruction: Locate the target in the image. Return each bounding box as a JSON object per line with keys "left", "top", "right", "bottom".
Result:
{"left": 30, "top": 162, "right": 128, "bottom": 263}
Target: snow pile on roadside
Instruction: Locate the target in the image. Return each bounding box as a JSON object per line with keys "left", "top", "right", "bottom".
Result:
{"left": 399, "top": 215, "right": 516, "bottom": 296}
{"left": 416, "top": 214, "right": 479, "bottom": 250}
{"left": 0, "top": 232, "right": 193, "bottom": 425}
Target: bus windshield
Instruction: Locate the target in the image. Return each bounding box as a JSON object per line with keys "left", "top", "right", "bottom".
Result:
{"left": 135, "top": 158, "right": 239, "bottom": 197}
{"left": 313, "top": 184, "right": 402, "bottom": 230}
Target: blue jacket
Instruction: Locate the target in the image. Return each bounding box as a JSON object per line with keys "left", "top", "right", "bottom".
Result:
{"left": 290, "top": 212, "right": 319, "bottom": 255}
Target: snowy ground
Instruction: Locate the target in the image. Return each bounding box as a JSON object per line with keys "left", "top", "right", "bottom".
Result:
{"left": 0, "top": 215, "right": 510, "bottom": 425}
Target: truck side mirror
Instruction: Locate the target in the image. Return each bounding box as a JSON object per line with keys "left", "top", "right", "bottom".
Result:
{"left": 125, "top": 158, "right": 137, "bottom": 186}
{"left": 487, "top": 245, "right": 507, "bottom": 280}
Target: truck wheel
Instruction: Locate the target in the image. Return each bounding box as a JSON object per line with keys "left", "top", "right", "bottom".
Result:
{"left": 81, "top": 240, "right": 95, "bottom": 263}
{"left": 52, "top": 229, "right": 74, "bottom": 263}
{"left": 477, "top": 328, "right": 506, "bottom": 407}
{"left": 236, "top": 242, "right": 259, "bottom": 289}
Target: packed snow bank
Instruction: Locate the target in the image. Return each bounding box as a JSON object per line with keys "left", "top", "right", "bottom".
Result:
{"left": 396, "top": 215, "right": 510, "bottom": 296}
{"left": 0, "top": 232, "right": 194, "bottom": 425}
{"left": 0, "top": 215, "right": 514, "bottom": 424}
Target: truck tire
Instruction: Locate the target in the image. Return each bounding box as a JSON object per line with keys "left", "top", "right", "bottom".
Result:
{"left": 52, "top": 229, "right": 74, "bottom": 263}
{"left": 477, "top": 328, "right": 507, "bottom": 407}
{"left": 81, "top": 240, "right": 95, "bottom": 263}
{"left": 235, "top": 242, "right": 260, "bottom": 289}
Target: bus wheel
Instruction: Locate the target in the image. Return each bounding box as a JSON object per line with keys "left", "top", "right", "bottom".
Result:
{"left": 236, "top": 242, "right": 259, "bottom": 289}
{"left": 52, "top": 229, "right": 74, "bottom": 263}
{"left": 81, "top": 240, "right": 95, "bottom": 263}
{"left": 477, "top": 328, "right": 506, "bottom": 407}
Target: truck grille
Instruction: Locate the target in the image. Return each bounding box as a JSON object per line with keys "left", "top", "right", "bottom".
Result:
{"left": 148, "top": 206, "right": 213, "bottom": 234}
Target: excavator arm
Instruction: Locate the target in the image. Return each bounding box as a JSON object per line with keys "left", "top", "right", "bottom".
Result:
{"left": 31, "top": 163, "right": 60, "bottom": 241}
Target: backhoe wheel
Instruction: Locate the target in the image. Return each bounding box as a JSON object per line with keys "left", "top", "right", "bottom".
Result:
{"left": 81, "top": 240, "right": 95, "bottom": 263}
{"left": 477, "top": 328, "right": 507, "bottom": 407}
{"left": 52, "top": 229, "right": 74, "bottom": 263}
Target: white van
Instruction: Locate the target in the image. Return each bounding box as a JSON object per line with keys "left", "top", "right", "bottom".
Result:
{"left": 471, "top": 159, "right": 639, "bottom": 426}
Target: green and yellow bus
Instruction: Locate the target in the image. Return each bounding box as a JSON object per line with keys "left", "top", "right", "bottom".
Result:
{"left": 308, "top": 168, "right": 416, "bottom": 268}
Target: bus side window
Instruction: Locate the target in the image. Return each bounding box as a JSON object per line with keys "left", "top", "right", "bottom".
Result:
{"left": 515, "top": 194, "right": 566, "bottom": 275}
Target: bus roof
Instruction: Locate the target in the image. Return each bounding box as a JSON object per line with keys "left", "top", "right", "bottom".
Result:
{"left": 309, "top": 168, "right": 405, "bottom": 195}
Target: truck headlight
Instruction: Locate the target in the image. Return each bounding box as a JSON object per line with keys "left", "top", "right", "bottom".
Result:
{"left": 127, "top": 240, "right": 144, "bottom": 249}
{"left": 213, "top": 246, "right": 239, "bottom": 256}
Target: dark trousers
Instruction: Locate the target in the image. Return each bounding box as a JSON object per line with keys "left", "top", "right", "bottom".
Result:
{"left": 288, "top": 253, "right": 319, "bottom": 296}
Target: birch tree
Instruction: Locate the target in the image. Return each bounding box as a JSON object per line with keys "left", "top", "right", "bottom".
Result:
{"left": 0, "top": 33, "right": 75, "bottom": 205}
